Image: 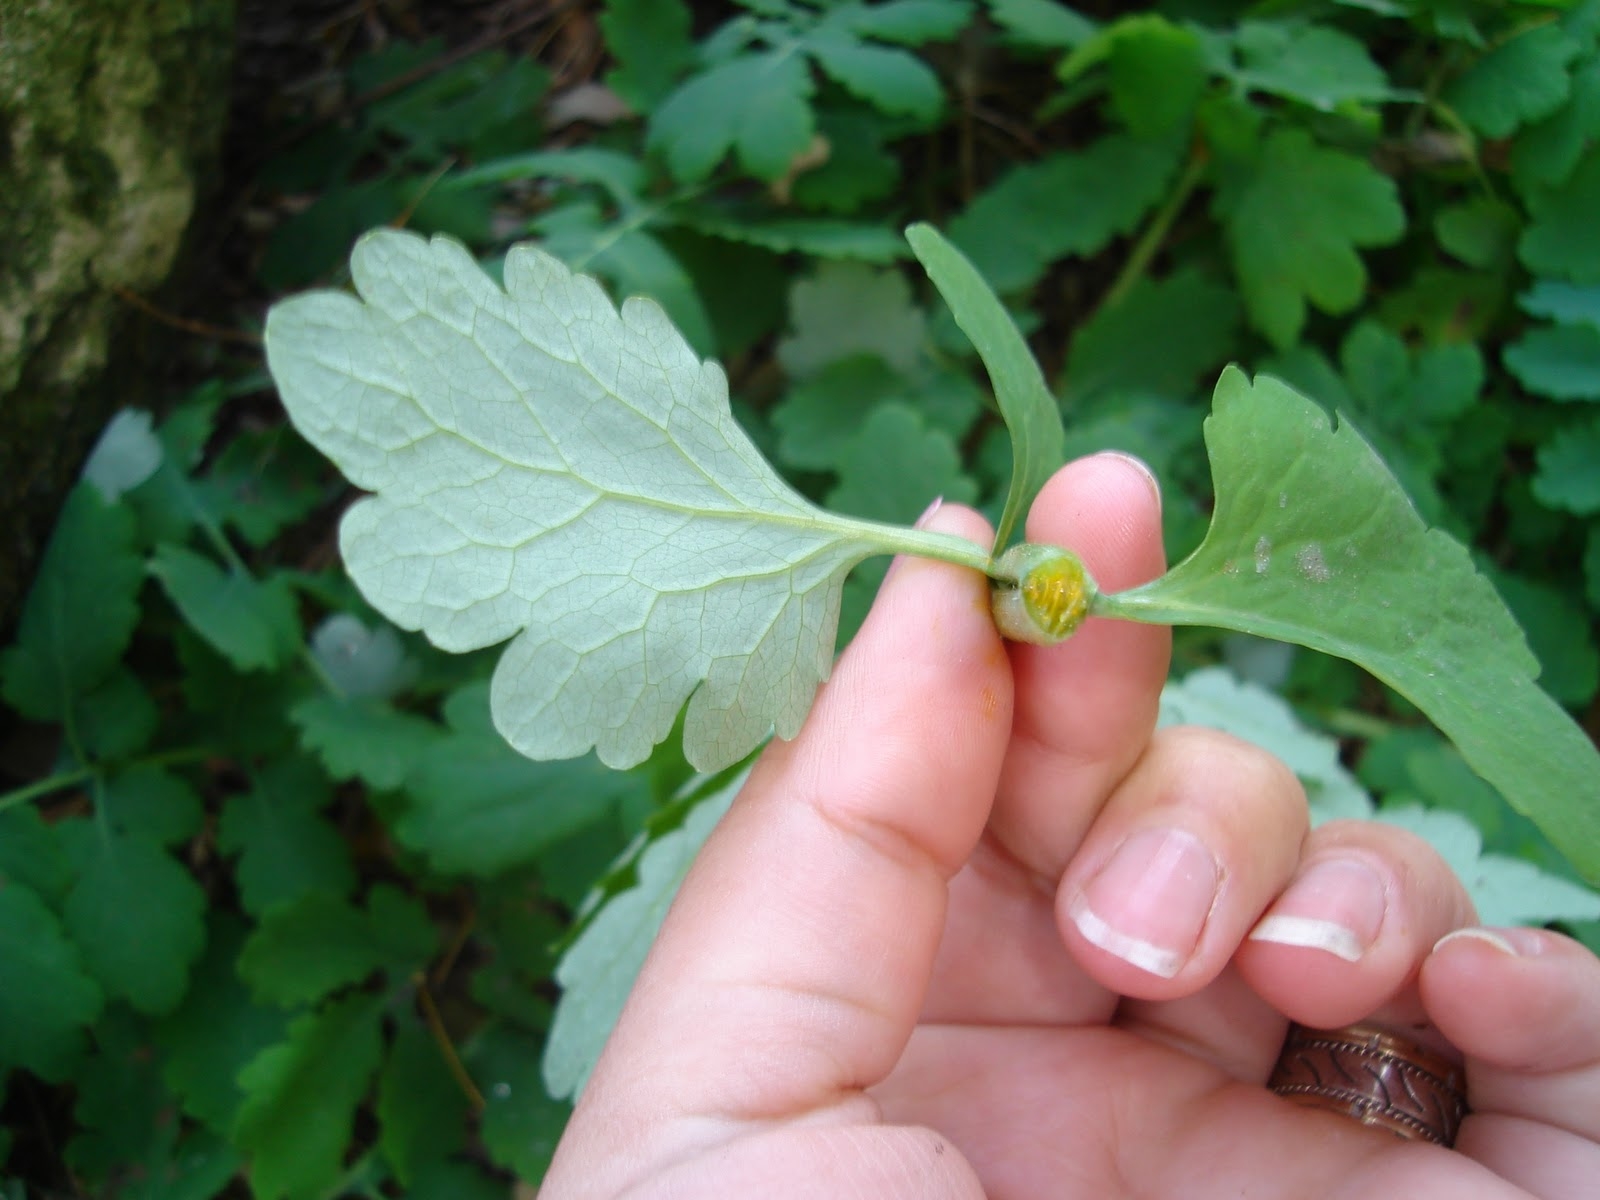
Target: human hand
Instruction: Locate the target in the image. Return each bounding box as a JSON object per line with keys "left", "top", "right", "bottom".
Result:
{"left": 539, "top": 453, "right": 1600, "bottom": 1199}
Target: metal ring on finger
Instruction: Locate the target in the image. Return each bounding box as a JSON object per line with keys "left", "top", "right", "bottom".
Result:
{"left": 1268, "top": 1021, "right": 1468, "bottom": 1148}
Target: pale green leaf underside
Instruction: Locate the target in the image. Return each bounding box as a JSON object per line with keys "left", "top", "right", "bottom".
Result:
{"left": 1102, "top": 367, "right": 1600, "bottom": 882}
{"left": 265, "top": 230, "right": 984, "bottom": 771}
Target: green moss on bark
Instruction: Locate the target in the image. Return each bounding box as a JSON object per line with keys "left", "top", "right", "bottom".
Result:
{"left": 0, "top": 0, "right": 234, "bottom": 632}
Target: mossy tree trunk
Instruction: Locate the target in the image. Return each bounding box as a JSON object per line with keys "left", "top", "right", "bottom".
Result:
{"left": 0, "top": 0, "right": 235, "bottom": 632}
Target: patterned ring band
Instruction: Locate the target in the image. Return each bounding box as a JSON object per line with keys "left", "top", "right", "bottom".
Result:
{"left": 1268, "top": 1022, "right": 1468, "bottom": 1147}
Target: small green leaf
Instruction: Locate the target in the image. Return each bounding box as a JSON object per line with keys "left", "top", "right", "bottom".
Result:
{"left": 1227, "top": 20, "right": 1401, "bottom": 110}
{"left": 0, "top": 808, "right": 70, "bottom": 902}
{"left": 376, "top": 1023, "right": 468, "bottom": 1184}
{"left": 82, "top": 410, "right": 163, "bottom": 502}
{"left": 156, "top": 914, "right": 289, "bottom": 1134}
{"left": 1520, "top": 152, "right": 1600, "bottom": 282}
{"left": 238, "top": 886, "right": 436, "bottom": 1006}
{"left": 217, "top": 759, "right": 357, "bottom": 915}
{"left": 679, "top": 206, "right": 909, "bottom": 262}
{"left": 289, "top": 694, "right": 442, "bottom": 790}
{"left": 101, "top": 768, "right": 204, "bottom": 846}
{"left": 397, "top": 682, "right": 646, "bottom": 876}
{"left": 1491, "top": 568, "right": 1600, "bottom": 706}
{"left": 266, "top": 230, "right": 986, "bottom": 771}
{"left": 1512, "top": 56, "right": 1600, "bottom": 188}
{"left": 0, "top": 882, "right": 102, "bottom": 1079}
{"left": 406, "top": 1160, "right": 510, "bottom": 1200}
{"left": 778, "top": 260, "right": 926, "bottom": 377}
{"left": 66, "top": 1007, "right": 176, "bottom": 1182}
{"left": 1101, "top": 368, "right": 1600, "bottom": 882}
{"left": 1434, "top": 197, "right": 1521, "bottom": 269}
{"left": 471, "top": 1024, "right": 572, "bottom": 1183}
{"left": 1445, "top": 23, "right": 1581, "bottom": 138}
{"left": 234, "top": 993, "right": 386, "bottom": 1200}
{"left": 60, "top": 822, "right": 207, "bottom": 1015}
{"left": 1065, "top": 267, "right": 1240, "bottom": 400}
{"left": 64, "top": 668, "right": 158, "bottom": 761}
{"left": 1377, "top": 805, "right": 1600, "bottom": 927}
{"left": 1100, "top": 16, "right": 1207, "bottom": 136}
{"left": 907, "top": 223, "right": 1063, "bottom": 555}
{"left": 198, "top": 428, "right": 326, "bottom": 548}
{"left": 842, "top": 0, "right": 972, "bottom": 44}
{"left": 544, "top": 772, "right": 741, "bottom": 1099}
{"left": 826, "top": 403, "right": 978, "bottom": 521}
{"left": 809, "top": 33, "right": 945, "bottom": 120}
{"left": 789, "top": 109, "right": 901, "bottom": 213}
{"left": 774, "top": 357, "right": 982, "bottom": 473}
{"left": 1214, "top": 129, "right": 1405, "bottom": 347}
{"left": 149, "top": 545, "right": 302, "bottom": 672}
{"left": 649, "top": 51, "right": 816, "bottom": 182}
{"left": 308, "top": 612, "right": 416, "bottom": 698}
{"left": 986, "top": 0, "right": 1095, "bottom": 48}
{"left": 1504, "top": 322, "right": 1600, "bottom": 399}
{"left": 0, "top": 484, "right": 143, "bottom": 721}
{"left": 1521, "top": 280, "right": 1600, "bottom": 328}
{"left": 1534, "top": 414, "right": 1600, "bottom": 514}
{"left": 947, "top": 134, "right": 1181, "bottom": 292}
{"left": 599, "top": 0, "right": 694, "bottom": 109}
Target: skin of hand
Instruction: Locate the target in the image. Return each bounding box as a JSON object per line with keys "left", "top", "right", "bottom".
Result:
{"left": 539, "top": 453, "right": 1600, "bottom": 1200}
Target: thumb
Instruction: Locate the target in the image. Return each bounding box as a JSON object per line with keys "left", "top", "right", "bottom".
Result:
{"left": 552, "top": 503, "right": 1011, "bottom": 1185}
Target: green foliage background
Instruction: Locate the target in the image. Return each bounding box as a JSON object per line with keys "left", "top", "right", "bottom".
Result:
{"left": 3, "top": 1, "right": 1599, "bottom": 1194}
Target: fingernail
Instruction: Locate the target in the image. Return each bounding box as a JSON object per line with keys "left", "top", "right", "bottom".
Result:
{"left": 914, "top": 496, "right": 945, "bottom": 529}
{"left": 1069, "top": 828, "right": 1219, "bottom": 978}
{"left": 1249, "top": 858, "right": 1387, "bottom": 963}
{"left": 1096, "top": 451, "right": 1162, "bottom": 511}
{"left": 1434, "top": 927, "right": 1518, "bottom": 956}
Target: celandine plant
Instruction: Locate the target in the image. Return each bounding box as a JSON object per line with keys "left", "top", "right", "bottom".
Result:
{"left": 265, "top": 223, "right": 1600, "bottom": 886}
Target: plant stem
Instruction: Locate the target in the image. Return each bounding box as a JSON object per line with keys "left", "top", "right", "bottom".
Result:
{"left": 0, "top": 746, "right": 214, "bottom": 814}
{"left": 1099, "top": 146, "right": 1208, "bottom": 311}
{"left": 415, "top": 972, "right": 487, "bottom": 1113}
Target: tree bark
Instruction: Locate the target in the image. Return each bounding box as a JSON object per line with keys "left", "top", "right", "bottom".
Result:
{"left": 0, "top": 0, "right": 235, "bottom": 633}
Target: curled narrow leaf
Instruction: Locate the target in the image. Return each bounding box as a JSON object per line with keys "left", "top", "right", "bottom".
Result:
{"left": 265, "top": 230, "right": 986, "bottom": 772}
{"left": 906, "top": 223, "right": 1064, "bottom": 554}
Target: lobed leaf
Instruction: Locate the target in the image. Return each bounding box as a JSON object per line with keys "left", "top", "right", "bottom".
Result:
{"left": 0, "top": 484, "right": 143, "bottom": 722}
{"left": 649, "top": 51, "right": 815, "bottom": 182}
{"left": 947, "top": 134, "right": 1182, "bottom": 292}
{"left": 1445, "top": 23, "right": 1581, "bottom": 139}
{"left": 397, "top": 683, "right": 646, "bottom": 876}
{"left": 238, "top": 887, "right": 435, "bottom": 1007}
{"left": 1101, "top": 368, "right": 1600, "bottom": 882}
{"left": 155, "top": 915, "right": 289, "bottom": 1134}
{"left": 376, "top": 1023, "right": 468, "bottom": 1185}
{"left": 1534, "top": 414, "right": 1600, "bottom": 514}
{"left": 1214, "top": 129, "right": 1405, "bottom": 348}
{"left": 149, "top": 545, "right": 302, "bottom": 673}
{"left": 234, "top": 994, "right": 386, "bottom": 1200}
{"left": 543, "top": 770, "right": 742, "bottom": 1099}
{"left": 0, "top": 883, "right": 102, "bottom": 1080}
{"left": 217, "top": 759, "right": 356, "bottom": 915}
{"left": 265, "top": 230, "right": 985, "bottom": 771}
{"left": 60, "top": 822, "right": 207, "bottom": 1016}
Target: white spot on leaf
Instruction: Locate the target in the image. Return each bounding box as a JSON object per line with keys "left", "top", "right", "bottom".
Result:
{"left": 1254, "top": 536, "right": 1272, "bottom": 575}
{"left": 1296, "top": 543, "right": 1332, "bottom": 583}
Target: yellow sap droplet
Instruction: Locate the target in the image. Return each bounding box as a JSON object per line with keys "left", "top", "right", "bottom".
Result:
{"left": 1022, "top": 555, "right": 1090, "bottom": 639}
